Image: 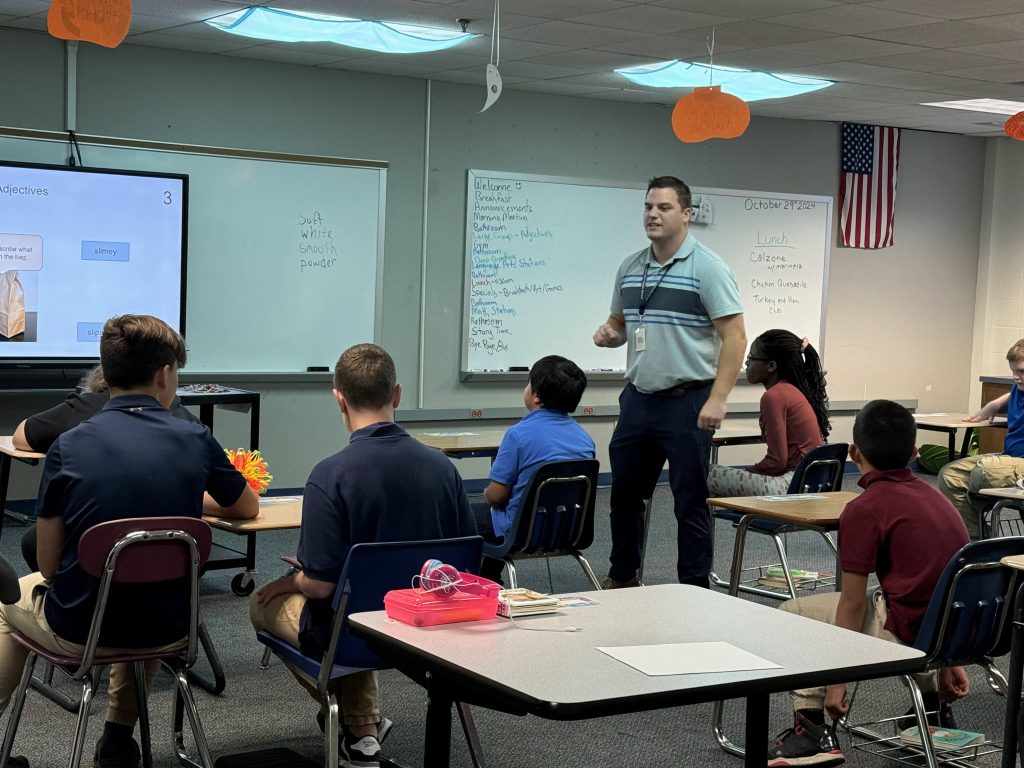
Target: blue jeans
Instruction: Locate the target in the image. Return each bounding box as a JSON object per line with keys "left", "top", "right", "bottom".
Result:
{"left": 608, "top": 382, "right": 712, "bottom": 586}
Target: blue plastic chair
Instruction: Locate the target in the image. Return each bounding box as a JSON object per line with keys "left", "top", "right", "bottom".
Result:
{"left": 256, "top": 536, "right": 483, "bottom": 768}
{"left": 481, "top": 459, "right": 601, "bottom": 590}
{"left": 710, "top": 442, "right": 849, "bottom": 599}
{"left": 846, "top": 537, "right": 1024, "bottom": 768}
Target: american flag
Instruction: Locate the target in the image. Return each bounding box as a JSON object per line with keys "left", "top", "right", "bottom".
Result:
{"left": 839, "top": 123, "right": 901, "bottom": 249}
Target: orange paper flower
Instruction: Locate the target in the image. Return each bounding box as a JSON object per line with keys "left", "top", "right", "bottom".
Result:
{"left": 226, "top": 448, "right": 272, "bottom": 495}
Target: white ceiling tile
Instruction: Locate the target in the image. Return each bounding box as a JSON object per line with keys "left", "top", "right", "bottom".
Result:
{"left": 520, "top": 48, "right": 657, "bottom": 72}
{"left": 428, "top": 67, "right": 530, "bottom": 85}
{"left": 968, "top": 14, "right": 1024, "bottom": 35}
{"left": 505, "top": 80, "right": 616, "bottom": 96}
{"left": 862, "top": 21, "right": 1024, "bottom": 48}
{"left": 861, "top": 0, "right": 1013, "bottom": 21}
{"left": 446, "top": 0, "right": 632, "bottom": 21}
{"left": 773, "top": 4, "right": 936, "bottom": 34}
{"left": 455, "top": 36, "right": 565, "bottom": 61}
{"left": 125, "top": 32, "right": 258, "bottom": 54}
{"left": 493, "top": 60, "right": 594, "bottom": 80}
{"left": 745, "top": 35, "right": 925, "bottom": 64}
{"left": 954, "top": 40, "right": 1024, "bottom": 63}
{"left": 941, "top": 62, "right": 1024, "bottom": 84}
{"left": 714, "top": 48, "right": 835, "bottom": 71}
{"left": 565, "top": 6, "right": 733, "bottom": 35}
{"left": 675, "top": 21, "right": 840, "bottom": 48}
{"left": 857, "top": 49, "right": 1011, "bottom": 73}
{"left": 593, "top": 34, "right": 721, "bottom": 60}
{"left": 502, "top": 21, "right": 654, "bottom": 48}
{"left": 651, "top": 0, "right": 836, "bottom": 17}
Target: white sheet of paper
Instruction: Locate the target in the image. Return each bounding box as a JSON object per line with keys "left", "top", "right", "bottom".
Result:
{"left": 259, "top": 496, "right": 302, "bottom": 505}
{"left": 421, "top": 431, "right": 479, "bottom": 437}
{"left": 597, "top": 641, "right": 781, "bottom": 677}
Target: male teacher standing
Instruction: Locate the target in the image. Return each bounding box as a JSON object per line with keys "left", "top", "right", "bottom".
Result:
{"left": 594, "top": 176, "right": 746, "bottom": 588}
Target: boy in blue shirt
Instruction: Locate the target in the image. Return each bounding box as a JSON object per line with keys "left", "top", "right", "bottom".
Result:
{"left": 475, "top": 355, "right": 596, "bottom": 582}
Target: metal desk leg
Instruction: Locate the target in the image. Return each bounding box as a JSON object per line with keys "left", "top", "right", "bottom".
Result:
{"left": 186, "top": 622, "right": 226, "bottom": 695}
{"left": 0, "top": 454, "right": 11, "bottom": 536}
{"left": 1002, "top": 581, "right": 1024, "bottom": 768}
{"left": 947, "top": 429, "right": 956, "bottom": 466}
{"left": 455, "top": 703, "right": 487, "bottom": 768}
{"left": 250, "top": 396, "right": 260, "bottom": 450}
{"left": 958, "top": 427, "right": 974, "bottom": 459}
{"left": 637, "top": 498, "right": 653, "bottom": 584}
{"left": 743, "top": 693, "right": 769, "bottom": 768}
{"left": 423, "top": 672, "right": 452, "bottom": 768}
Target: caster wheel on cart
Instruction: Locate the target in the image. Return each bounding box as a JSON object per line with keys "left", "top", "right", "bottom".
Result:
{"left": 231, "top": 572, "right": 255, "bottom": 596}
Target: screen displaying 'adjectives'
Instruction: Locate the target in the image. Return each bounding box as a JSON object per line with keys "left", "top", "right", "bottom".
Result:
{"left": 0, "top": 162, "right": 186, "bottom": 360}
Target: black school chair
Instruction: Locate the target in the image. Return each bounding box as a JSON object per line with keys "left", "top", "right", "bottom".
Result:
{"left": 481, "top": 459, "right": 602, "bottom": 590}
{"left": 710, "top": 442, "right": 849, "bottom": 600}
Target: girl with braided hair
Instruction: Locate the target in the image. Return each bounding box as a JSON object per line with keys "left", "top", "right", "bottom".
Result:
{"left": 707, "top": 329, "right": 831, "bottom": 496}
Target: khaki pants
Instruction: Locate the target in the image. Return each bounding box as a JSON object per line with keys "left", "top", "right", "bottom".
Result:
{"left": 0, "top": 573, "right": 183, "bottom": 726}
{"left": 937, "top": 453, "right": 1024, "bottom": 539}
{"left": 781, "top": 591, "right": 936, "bottom": 711}
{"left": 249, "top": 592, "right": 379, "bottom": 727}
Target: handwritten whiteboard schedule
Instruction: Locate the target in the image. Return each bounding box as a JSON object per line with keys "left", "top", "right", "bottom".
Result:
{"left": 0, "top": 130, "right": 387, "bottom": 372}
{"left": 462, "top": 170, "right": 831, "bottom": 377}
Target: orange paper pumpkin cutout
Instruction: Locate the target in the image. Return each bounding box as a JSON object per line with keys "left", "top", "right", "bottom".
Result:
{"left": 48, "top": 0, "right": 132, "bottom": 48}
{"left": 671, "top": 85, "right": 750, "bottom": 143}
{"left": 1005, "top": 111, "right": 1024, "bottom": 141}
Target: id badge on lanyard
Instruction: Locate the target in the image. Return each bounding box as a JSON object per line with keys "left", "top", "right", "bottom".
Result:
{"left": 636, "top": 257, "right": 666, "bottom": 354}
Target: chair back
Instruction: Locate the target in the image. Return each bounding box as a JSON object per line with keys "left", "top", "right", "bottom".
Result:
{"left": 503, "top": 459, "right": 600, "bottom": 556}
{"left": 76, "top": 517, "right": 212, "bottom": 669}
{"left": 912, "top": 537, "right": 1024, "bottom": 664}
{"left": 323, "top": 536, "right": 484, "bottom": 673}
{"left": 787, "top": 443, "right": 848, "bottom": 494}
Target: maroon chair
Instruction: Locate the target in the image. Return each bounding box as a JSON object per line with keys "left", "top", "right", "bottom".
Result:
{"left": 0, "top": 517, "right": 213, "bottom": 768}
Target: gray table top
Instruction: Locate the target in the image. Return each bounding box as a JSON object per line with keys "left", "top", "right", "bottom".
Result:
{"left": 349, "top": 583, "right": 924, "bottom": 719}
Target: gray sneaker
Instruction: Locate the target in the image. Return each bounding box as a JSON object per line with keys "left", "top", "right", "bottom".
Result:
{"left": 767, "top": 712, "right": 845, "bottom": 767}
{"left": 340, "top": 733, "right": 380, "bottom": 768}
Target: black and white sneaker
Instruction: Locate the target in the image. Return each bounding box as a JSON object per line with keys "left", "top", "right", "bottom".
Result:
{"left": 767, "top": 712, "right": 845, "bottom": 767}
{"left": 340, "top": 733, "right": 380, "bottom": 768}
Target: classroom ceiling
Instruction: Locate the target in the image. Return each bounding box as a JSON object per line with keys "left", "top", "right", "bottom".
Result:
{"left": 4, "top": 0, "right": 1024, "bottom": 136}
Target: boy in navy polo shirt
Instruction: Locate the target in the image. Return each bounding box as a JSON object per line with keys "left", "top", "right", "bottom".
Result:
{"left": 768, "top": 400, "right": 970, "bottom": 768}
{"left": 0, "top": 315, "right": 258, "bottom": 768}
{"left": 250, "top": 343, "right": 475, "bottom": 768}
{"left": 474, "top": 355, "right": 596, "bottom": 582}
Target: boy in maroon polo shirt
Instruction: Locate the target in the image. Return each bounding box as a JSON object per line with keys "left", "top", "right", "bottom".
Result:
{"left": 768, "top": 400, "right": 970, "bottom": 768}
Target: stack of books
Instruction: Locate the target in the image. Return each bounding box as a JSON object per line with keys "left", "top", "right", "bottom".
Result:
{"left": 898, "top": 726, "right": 984, "bottom": 752}
{"left": 497, "top": 588, "right": 560, "bottom": 618}
{"left": 756, "top": 567, "right": 832, "bottom": 590}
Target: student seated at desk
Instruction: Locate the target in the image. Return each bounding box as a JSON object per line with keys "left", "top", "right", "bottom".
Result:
{"left": 767, "top": 400, "right": 969, "bottom": 768}
{"left": 937, "top": 337, "right": 1024, "bottom": 539}
{"left": 250, "top": 343, "right": 476, "bottom": 768}
{"left": 707, "top": 330, "right": 829, "bottom": 497}
{"left": 12, "top": 364, "right": 201, "bottom": 572}
{"left": 473, "top": 355, "right": 596, "bottom": 583}
{"left": 0, "top": 315, "right": 258, "bottom": 768}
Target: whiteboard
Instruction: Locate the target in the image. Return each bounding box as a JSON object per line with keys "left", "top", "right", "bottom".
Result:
{"left": 462, "top": 170, "right": 831, "bottom": 375}
{"left": 0, "top": 129, "right": 386, "bottom": 372}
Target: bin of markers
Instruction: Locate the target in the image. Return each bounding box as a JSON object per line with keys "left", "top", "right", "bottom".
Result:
{"left": 384, "top": 572, "right": 500, "bottom": 627}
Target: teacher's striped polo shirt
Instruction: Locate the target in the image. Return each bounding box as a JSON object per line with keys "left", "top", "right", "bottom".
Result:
{"left": 609, "top": 233, "right": 743, "bottom": 393}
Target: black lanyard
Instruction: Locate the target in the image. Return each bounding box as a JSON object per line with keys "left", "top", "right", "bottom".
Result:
{"left": 638, "top": 255, "right": 669, "bottom": 318}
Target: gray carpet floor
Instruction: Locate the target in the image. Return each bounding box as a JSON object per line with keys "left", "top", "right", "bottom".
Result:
{"left": 0, "top": 469, "right": 1015, "bottom": 768}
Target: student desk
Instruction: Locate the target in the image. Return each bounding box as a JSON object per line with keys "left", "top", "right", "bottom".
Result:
{"left": 177, "top": 386, "right": 261, "bottom": 449}
{"left": 999, "top": 553, "right": 1024, "bottom": 768}
{"left": 706, "top": 491, "right": 858, "bottom": 599}
{"left": 203, "top": 496, "right": 302, "bottom": 596}
{"left": 981, "top": 486, "right": 1024, "bottom": 539}
{"left": 349, "top": 583, "right": 924, "bottom": 768}
{"left": 0, "top": 437, "right": 44, "bottom": 532}
{"left": 912, "top": 413, "right": 1007, "bottom": 466}
{"left": 410, "top": 425, "right": 763, "bottom": 463}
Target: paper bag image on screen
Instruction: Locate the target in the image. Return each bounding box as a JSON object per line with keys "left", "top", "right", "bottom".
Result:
{"left": 0, "top": 271, "right": 26, "bottom": 338}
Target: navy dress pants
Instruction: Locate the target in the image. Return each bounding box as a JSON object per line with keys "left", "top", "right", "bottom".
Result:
{"left": 608, "top": 382, "right": 712, "bottom": 587}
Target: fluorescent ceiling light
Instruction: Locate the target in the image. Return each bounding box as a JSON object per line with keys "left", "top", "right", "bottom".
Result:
{"left": 615, "top": 60, "right": 832, "bottom": 102}
{"left": 206, "top": 7, "right": 476, "bottom": 54}
{"left": 921, "top": 98, "right": 1024, "bottom": 116}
